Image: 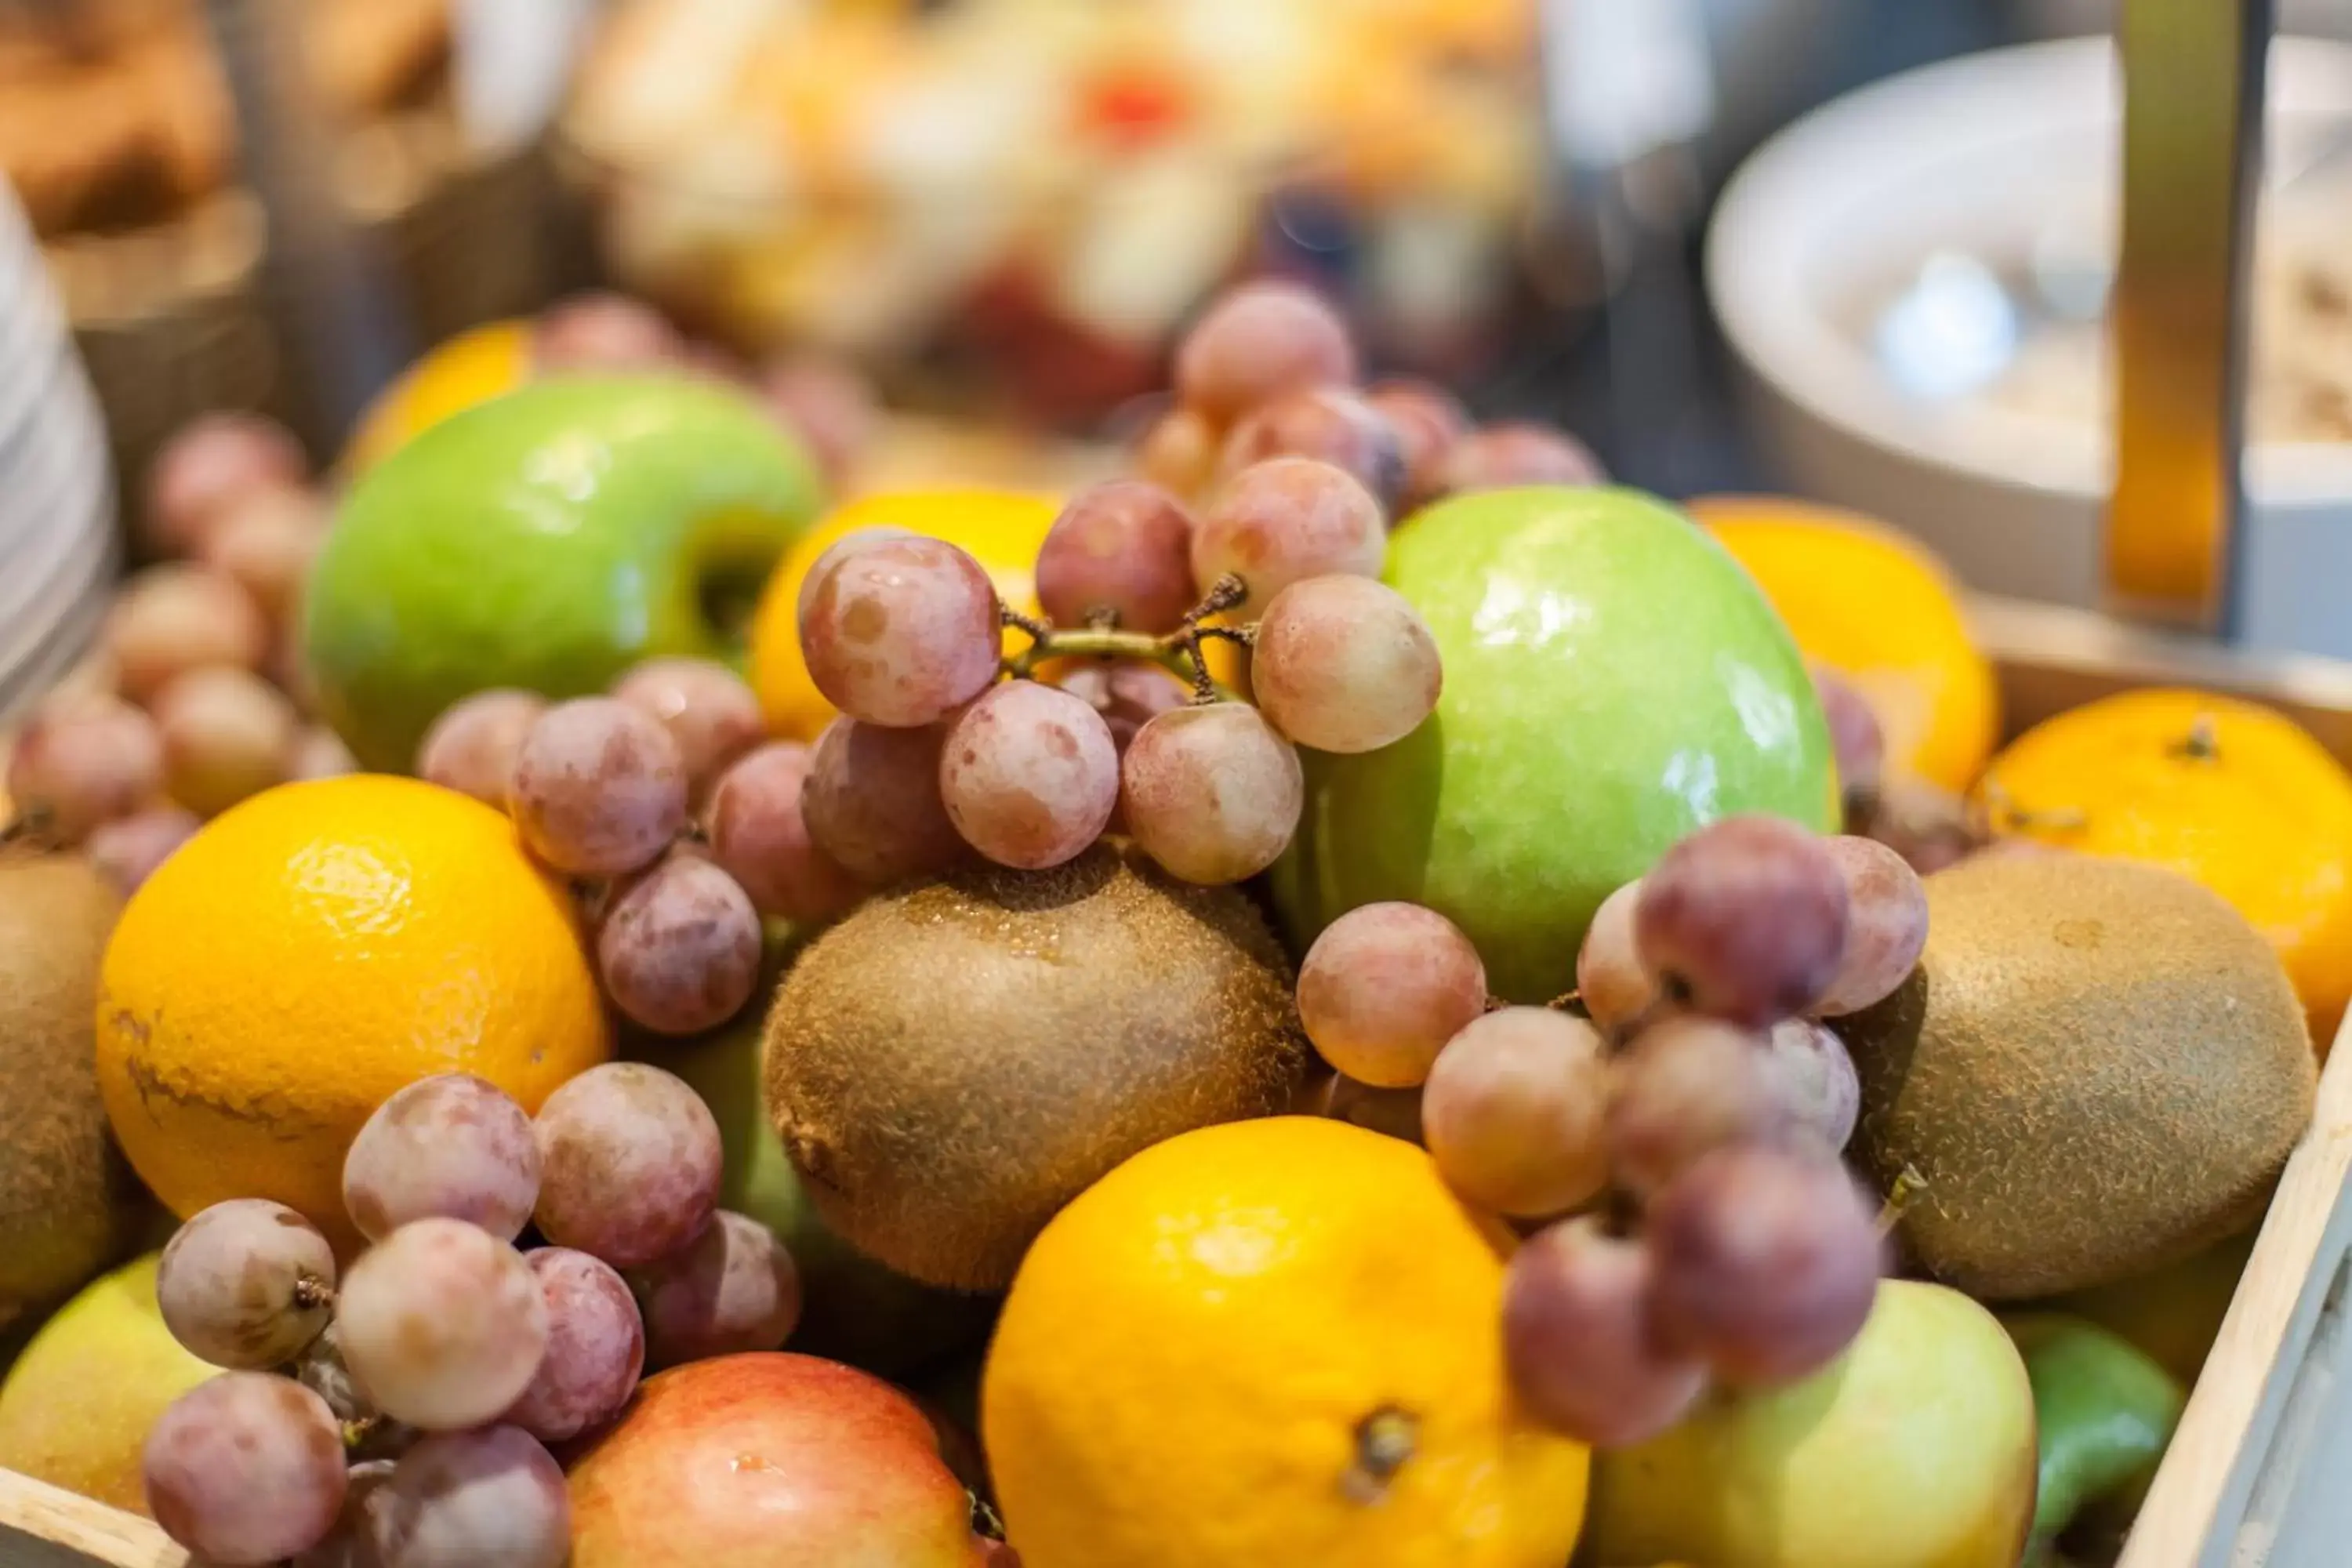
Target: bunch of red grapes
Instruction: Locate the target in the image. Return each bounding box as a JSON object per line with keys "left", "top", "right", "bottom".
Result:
{"left": 141, "top": 1059, "right": 789, "bottom": 1566}
{"left": 1298, "top": 815, "right": 1931, "bottom": 1449}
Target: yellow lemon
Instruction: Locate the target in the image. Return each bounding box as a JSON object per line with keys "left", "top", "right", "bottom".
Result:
{"left": 984, "top": 1116, "right": 1589, "bottom": 1568}
{"left": 95, "top": 775, "right": 610, "bottom": 1245}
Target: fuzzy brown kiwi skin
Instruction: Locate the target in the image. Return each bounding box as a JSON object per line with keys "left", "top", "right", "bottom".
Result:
{"left": 762, "top": 843, "right": 1311, "bottom": 1291}
{"left": 1835, "top": 852, "right": 2317, "bottom": 1301}
{"left": 0, "top": 851, "right": 154, "bottom": 1325}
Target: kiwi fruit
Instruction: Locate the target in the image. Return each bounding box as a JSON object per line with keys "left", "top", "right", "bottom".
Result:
{"left": 0, "top": 851, "right": 153, "bottom": 1329}
{"left": 764, "top": 843, "right": 1310, "bottom": 1290}
{"left": 1838, "top": 853, "right": 2315, "bottom": 1300}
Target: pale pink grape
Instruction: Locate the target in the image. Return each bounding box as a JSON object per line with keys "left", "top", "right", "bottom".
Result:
{"left": 5, "top": 692, "right": 162, "bottom": 843}
{"left": 1295, "top": 902, "right": 1486, "bottom": 1088}
{"left": 1441, "top": 422, "right": 1603, "bottom": 493}
{"left": 1216, "top": 387, "right": 1405, "bottom": 511}
{"left": 612, "top": 658, "right": 767, "bottom": 804}
{"left": 1132, "top": 405, "right": 1219, "bottom": 497}
{"left": 533, "top": 292, "right": 684, "bottom": 370}
{"left": 343, "top": 1074, "right": 541, "bottom": 1243}
{"left": 1035, "top": 481, "right": 1199, "bottom": 634}
{"left": 1118, "top": 702, "right": 1302, "bottom": 885}
{"left": 794, "top": 527, "right": 918, "bottom": 629}
{"left": 1764, "top": 1018, "right": 1861, "bottom": 1153}
{"left": 760, "top": 356, "right": 877, "bottom": 484}
{"left": 153, "top": 666, "right": 297, "bottom": 817}
{"left": 146, "top": 412, "right": 307, "bottom": 556}
{"left": 800, "top": 717, "right": 967, "bottom": 886}
{"left": 1635, "top": 816, "right": 1851, "bottom": 1027}
{"left": 196, "top": 486, "right": 327, "bottom": 623}
{"left": 292, "top": 728, "right": 360, "bottom": 781}
{"left": 104, "top": 565, "right": 269, "bottom": 703}
{"left": 939, "top": 681, "right": 1120, "bottom": 870}
{"left": 336, "top": 1219, "right": 550, "bottom": 1432}
{"left": 1367, "top": 379, "right": 1469, "bottom": 512}
{"left": 596, "top": 854, "right": 764, "bottom": 1036}
{"left": 508, "top": 698, "right": 688, "bottom": 877}
{"left": 1421, "top": 1007, "right": 1611, "bottom": 1218}
{"left": 1814, "top": 835, "right": 1930, "bottom": 1016}
{"left": 1504, "top": 1218, "right": 1710, "bottom": 1448}
{"left": 1604, "top": 1016, "right": 1788, "bottom": 1200}
{"left": 1250, "top": 575, "right": 1441, "bottom": 753}
{"left": 1812, "top": 665, "right": 1887, "bottom": 806}
{"left": 705, "top": 741, "right": 862, "bottom": 922}
{"left": 501, "top": 1249, "right": 644, "bottom": 1443}
{"left": 1577, "top": 880, "right": 1660, "bottom": 1038}
{"left": 368, "top": 1425, "right": 571, "bottom": 1568}
{"left": 143, "top": 1373, "right": 347, "bottom": 1564}
{"left": 632, "top": 1210, "right": 803, "bottom": 1370}
{"left": 416, "top": 690, "right": 545, "bottom": 808}
{"left": 158, "top": 1199, "right": 337, "bottom": 1368}
{"left": 1173, "top": 280, "right": 1357, "bottom": 423}
{"left": 1649, "top": 1143, "right": 1885, "bottom": 1387}
{"left": 532, "top": 1062, "right": 722, "bottom": 1269}
{"left": 86, "top": 804, "right": 200, "bottom": 891}
{"left": 798, "top": 535, "right": 1000, "bottom": 728}
{"left": 1191, "top": 456, "right": 1385, "bottom": 618}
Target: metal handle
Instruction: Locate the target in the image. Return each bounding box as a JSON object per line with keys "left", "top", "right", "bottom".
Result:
{"left": 2104, "top": 0, "right": 2276, "bottom": 637}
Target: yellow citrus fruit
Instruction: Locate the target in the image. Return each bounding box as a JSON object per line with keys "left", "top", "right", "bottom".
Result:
{"left": 1976, "top": 688, "right": 2352, "bottom": 1047}
{"left": 983, "top": 1116, "right": 1589, "bottom": 1568}
{"left": 344, "top": 319, "right": 535, "bottom": 474}
{"left": 1692, "top": 496, "right": 1999, "bottom": 794}
{"left": 0, "top": 1254, "right": 214, "bottom": 1515}
{"left": 95, "top": 775, "right": 610, "bottom": 1242}
{"left": 747, "top": 489, "right": 1060, "bottom": 739}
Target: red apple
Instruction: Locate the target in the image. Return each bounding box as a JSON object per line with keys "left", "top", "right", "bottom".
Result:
{"left": 567, "top": 1352, "right": 1004, "bottom": 1566}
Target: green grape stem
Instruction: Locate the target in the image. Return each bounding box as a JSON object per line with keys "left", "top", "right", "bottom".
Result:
{"left": 999, "top": 574, "right": 1253, "bottom": 704}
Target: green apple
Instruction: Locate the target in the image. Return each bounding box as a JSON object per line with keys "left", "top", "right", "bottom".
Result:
{"left": 647, "top": 1000, "right": 997, "bottom": 1380}
{"left": 2005, "top": 1313, "right": 2182, "bottom": 1552}
{"left": 0, "top": 1254, "right": 216, "bottom": 1516}
{"left": 1590, "top": 1279, "right": 2038, "bottom": 1568}
{"left": 1274, "top": 486, "right": 1835, "bottom": 1000}
{"left": 305, "top": 375, "right": 822, "bottom": 771}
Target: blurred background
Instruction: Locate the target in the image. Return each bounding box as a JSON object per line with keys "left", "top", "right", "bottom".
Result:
{"left": 12, "top": 0, "right": 2352, "bottom": 685}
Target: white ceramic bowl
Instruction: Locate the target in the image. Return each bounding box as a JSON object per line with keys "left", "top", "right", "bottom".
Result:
{"left": 1707, "top": 36, "right": 2352, "bottom": 657}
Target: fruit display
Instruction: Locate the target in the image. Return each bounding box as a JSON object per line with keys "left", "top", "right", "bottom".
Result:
{"left": 559, "top": 0, "right": 1543, "bottom": 423}
{"left": 1, "top": 272, "right": 2346, "bottom": 1568}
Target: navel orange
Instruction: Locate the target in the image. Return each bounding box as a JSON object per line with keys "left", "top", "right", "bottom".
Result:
{"left": 1977, "top": 688, "right": 2352, "bottom": 1047}
{"left": 983, "top": 1116, "right": 1589, "bottom": 1568}
{"left": 94, "top": 775, "right": 610, "bottom": 1243}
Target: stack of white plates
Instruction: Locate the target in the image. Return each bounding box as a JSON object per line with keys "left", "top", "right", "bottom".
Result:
{"left": 0, "top": 186, "right": 117, "bottom": 727}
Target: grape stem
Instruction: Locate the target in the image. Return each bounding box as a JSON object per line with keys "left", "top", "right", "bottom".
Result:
{"left": 996, "top": 575, "right": 1253, "bottom": 704}
{"left": 1876, "top": 1163, "right": 1928, "bottom": 1239}
{"left": 292, "top": 1274, "right": 337, "bottom": 1312}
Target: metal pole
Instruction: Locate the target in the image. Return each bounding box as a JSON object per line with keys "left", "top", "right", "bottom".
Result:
{"left": 2104, "top": 0, "right": 2275, "bottom": 638}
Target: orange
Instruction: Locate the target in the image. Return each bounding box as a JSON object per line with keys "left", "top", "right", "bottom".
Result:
{"left": 1977, "top": 689, "right": 2352, "bottom": 1046}
{"left": 983, "top": 1117, "right": 1589, "bottom": 1568}
{"left": 95, "top": 775, "right": 610, "bottom": 1242}
{"left": 747, "top": 489, "right": 1062, "bottom": 740}
{"left": 343, "top": 319, "right": 535, "bottom": 474}
{"left": 1692, "top": 496, "right": 1999, "bottom": 794}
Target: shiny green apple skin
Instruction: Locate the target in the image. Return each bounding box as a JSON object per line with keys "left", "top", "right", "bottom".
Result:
{"left": 1590, "top": 1279, "right": 2038, "bottom": 1568}
{"left": 304, "top": 375, "right": 822, "bottom": 771}
{"left": 1274, "top": 485, "right": 1836, "bottom": 1000}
